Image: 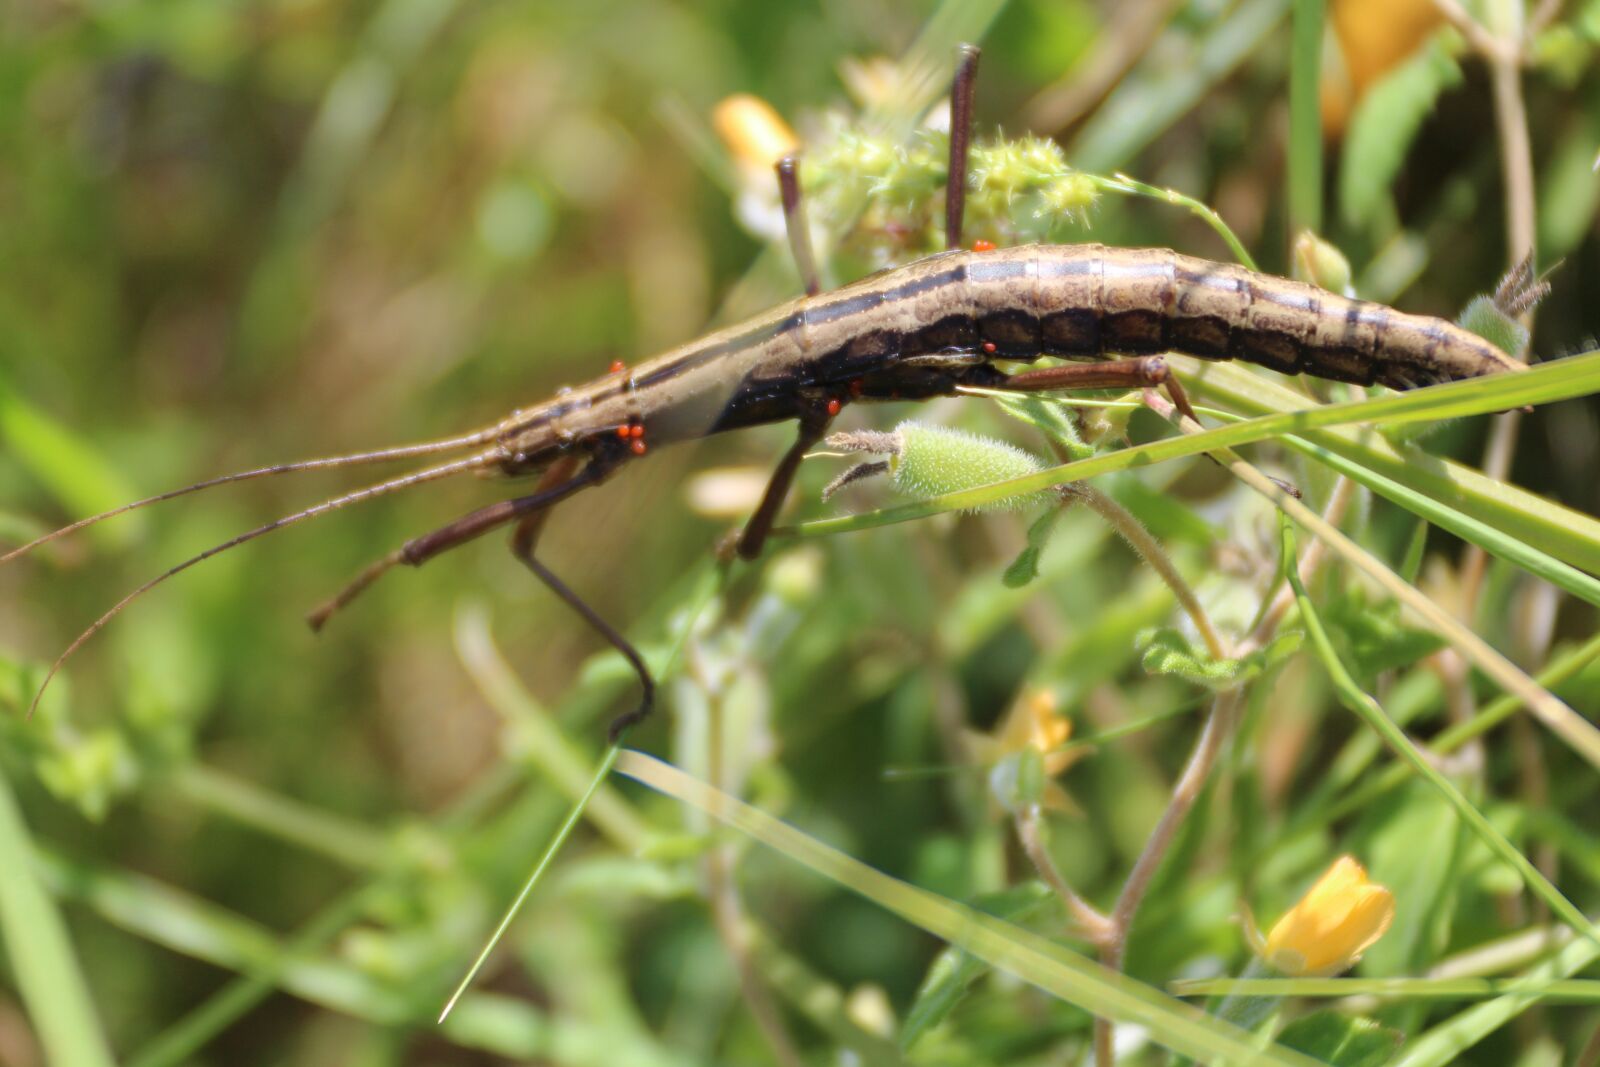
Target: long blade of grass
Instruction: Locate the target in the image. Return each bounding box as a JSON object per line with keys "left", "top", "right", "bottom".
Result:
{"left": 1287, "top": 0, "right": 1325, "bottom": 236}
{"left": 1274, "top": 435, "right": 1600, "bottom": 608}
{"left": 1216, "top": 432, "right": 1600, "bottom": 772}
{"left": 1280, "top": 517, "right": 1600, "bottom": 956}
{"left": 617, "top": 749, "right": 1327, "bottom": 1067}
{"left": 1170, "top": 977, "right": 1600, "bottom": 1001}
{"left": 783, "top": 351, "right": 1600, "bottom": 540}
{"left": 438, "top": 738, "right": 625, "bottom": 1024}
{"left": 0, "top": 769, "right": 117, "bottom": 1067}
{"left": 1391, "top": 925, "right": 1600, "bottom": 1066}
{"left": 1178, "top": 356, "right": 1600, "bottom": 574}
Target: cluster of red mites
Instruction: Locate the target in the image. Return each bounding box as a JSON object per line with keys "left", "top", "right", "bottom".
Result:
{"left": 616, "top": 420, "right": 647, "bottom": 455}
{"left": 971, "top": 238, "right": 997, "bottom": 253}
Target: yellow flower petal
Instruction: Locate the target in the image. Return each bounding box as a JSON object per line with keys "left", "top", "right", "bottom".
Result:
{"left": 1262, "top": 855, "right": 1396, "bottom": 977}
{"left": 711, "top": 94, "right": 798, "bottom": 173}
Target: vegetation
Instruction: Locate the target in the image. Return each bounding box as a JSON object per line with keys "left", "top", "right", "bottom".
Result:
{"left": 1, "top": 0, "right": 1598, "bottom": 1064}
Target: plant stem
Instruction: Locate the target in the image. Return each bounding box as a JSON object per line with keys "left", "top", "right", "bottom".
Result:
{"left": 1016, "top": 804, "right": 1113, "bottom": 943}
{"left": 1067, "top": 485, "right": 1227, "bottom": 660}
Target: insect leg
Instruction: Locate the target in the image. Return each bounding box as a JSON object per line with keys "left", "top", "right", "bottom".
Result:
{"left": 776, "top": 155, "right": 820, "bottom": 297}
{"left": 306, "top": 456, "right": 586, "bottom": 630}
{"left": 508, "top": 515, "right": 654, "bottom": 741}
{"left": 736, "top": 407, "right": 834, "bottom": 561}
{"left": 945, "top": 43, "right": 981, "bottom": 251}
{"left": 1000, "top": 355, "right": 1199, "bottom": 424}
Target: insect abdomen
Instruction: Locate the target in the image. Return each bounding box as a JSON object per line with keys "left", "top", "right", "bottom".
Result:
{"left": 1026, "top": 244, "right": 1520, "bottom": 389}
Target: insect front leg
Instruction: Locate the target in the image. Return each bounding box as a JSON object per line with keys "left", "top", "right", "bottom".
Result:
{"left": 734, "top": 403, "right": 836, "bottom": 561}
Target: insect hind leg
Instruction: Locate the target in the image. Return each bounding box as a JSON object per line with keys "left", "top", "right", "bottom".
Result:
{"left": 999, "top": 355, "right": 1199, "bottom": 424}
{"left": 507, "top": 515, "right": 655, "bottom": 741}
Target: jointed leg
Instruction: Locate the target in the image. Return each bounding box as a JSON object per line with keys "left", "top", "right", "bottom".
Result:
{"left": 1000, "top": 355, "right": 1200, "bottom": 425}
{"left": 508, "top": 514, "right": 655, "bottom": 741}
{"left": 736, "top": 410, "right": 833, "bottom": 561}
{"left": 307, "top": 457, "right": 601, "bottom": 630}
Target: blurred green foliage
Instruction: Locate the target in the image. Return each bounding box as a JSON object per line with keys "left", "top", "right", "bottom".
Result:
{"left": 2, "top": 0, "right": 1599, "bottom": 1065}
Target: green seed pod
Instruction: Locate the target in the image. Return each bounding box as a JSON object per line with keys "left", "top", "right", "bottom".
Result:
{"left": 890, "top": 422, "right": 1053, "bottom": 511}
{"left": 1458, "top": 295, "right": 1529, "bottom": 358}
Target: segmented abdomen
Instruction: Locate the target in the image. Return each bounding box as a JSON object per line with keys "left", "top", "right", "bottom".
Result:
{"left": 961, "top": 244, "right": 1520, "bottom": 388}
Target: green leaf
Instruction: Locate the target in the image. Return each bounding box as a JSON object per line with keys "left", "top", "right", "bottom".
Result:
{"left": 899, "top": 882, "right": 1055, "bottom": 1051}
{"left": 1277, "top": 1011, "right": 1403, "bottom": 1067}
{"left": 1003, "top": 507, "right": 1065, "bottom": 587}
{"left": 1137, "top": 628, "right": 1300, "bottom": 689}
{"left": 0, "top": 770, "right": 117, "bottom": 1067}
{"left": 1339, "top": 38, "right": 1463, "bottom": 229}
{"left": 993, "top": 390, "right": 1093, "bottom": 456}
{"left": 0, "top": 377, "right": 140, "bottom": 548}
{"left": 1323, "top": 592, "right": 1448, "bottom": 682}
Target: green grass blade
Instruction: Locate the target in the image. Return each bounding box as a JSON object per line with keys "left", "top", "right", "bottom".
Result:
{"left": 617, "top": 750, "right": 1327, "bottom": 1067}
{"left": 0, "top": 769, "right": 117, "bottom": 1067}
{"left": 1171, "top": 977, "right": 1600, "bottom": 1001}
{"left": 1179, "top": 356, "right": 1600, "bottom": 574}
{"left": 1391, "top": 934, "right": 1600, "bottom": 1067}
{"left": 1287, "top": 0, "right": 1325, "bottom": 236}
{"left": 1274, "top": 435, "right": 1600, "bottom": 608}
{"left": 1281, "top": 518, "right": 1600, "bottom": 958}
{"left": 783, "top": 351, "right": 1600, "bottom": 541}
{"left": 438, "top": 739, "right": 625, "bottom": 1024}
{"left": 1071, "top": 0, "right": 1290, "bottom": 173}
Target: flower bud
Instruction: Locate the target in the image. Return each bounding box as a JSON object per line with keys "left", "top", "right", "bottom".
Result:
{"left": 1291, "top": 231, "right": 1354, "bottom": 296}
{"left": 712, "top": 94, "right": 799, "bottom": 174}
{"left": 1261, "top": 855, "right": 1395, "bottom": 977}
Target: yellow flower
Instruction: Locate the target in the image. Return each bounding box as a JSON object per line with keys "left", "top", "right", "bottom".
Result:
{"left": 711, "top": 94, "right": 799, "bottom": 174}
{"left": 1260, "top": 856, "right": 1395, "bottom": 977}
{"left": 964, "top": 689, "right": 1085, "bottom": 814}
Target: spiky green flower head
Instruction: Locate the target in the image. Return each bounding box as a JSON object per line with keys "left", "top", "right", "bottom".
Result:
{"left": 890, "top": 422, "right": 1054, "bottom": 512}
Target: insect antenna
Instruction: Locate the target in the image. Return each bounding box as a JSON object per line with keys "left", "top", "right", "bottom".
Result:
{"left": 25, "top": 448, "right": 500, "bottom": 716}
{"left": 0, "top": 427, "right": 504, "bottom": 567}
{"left": 945, "top": 43, "right": 980, "bottom": 250}
{"left": 775, "top": 154, "right": 820, "bottom": 296}
{"left": 307, "top": 455, "right": 602, "bottom": 630}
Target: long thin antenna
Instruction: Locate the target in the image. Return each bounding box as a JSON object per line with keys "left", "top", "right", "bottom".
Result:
{"left": 1, "top": 427, "right": 504, "bottom": 567}
{"left": 946, "top": 43, "right": 980, "bottom": 251}
{"left": 776, "top": 154, "right": 820, "bottom": 297}
{"left": 27, "top": 448, "right": 499, "bottom": 716}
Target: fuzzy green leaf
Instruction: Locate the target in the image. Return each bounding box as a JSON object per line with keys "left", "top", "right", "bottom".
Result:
{"left": 1003, "top": 507, "right": 1065, "bottom": 588}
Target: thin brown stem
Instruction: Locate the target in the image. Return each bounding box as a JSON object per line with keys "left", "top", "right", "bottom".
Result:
{"left": 1065, "top": 485, "right": 1227, "bottom": 660}
{"left": 1088, "top": 393, "right": 1363, "bottom": 1065}
{"left": 1015, "top": 805, "right": 1114, "bottom": 944}
{"left": 1430, "top": 0, "right": 1517, "bottom": 61}
{"left": 1094, "top": 691, "right": 1239, "bottom": 1066}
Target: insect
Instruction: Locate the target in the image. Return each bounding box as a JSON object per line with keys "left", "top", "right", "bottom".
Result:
{"left": 3, "top": 45, "right": 1523, "bottom": 739}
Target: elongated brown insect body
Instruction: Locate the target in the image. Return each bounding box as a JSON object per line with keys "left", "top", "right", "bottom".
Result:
{"left": 489, "top": 242, "right": 1522, "bottom": 476}
{"left": 6, "top": 43, "right": 1526, "bottom": 740}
